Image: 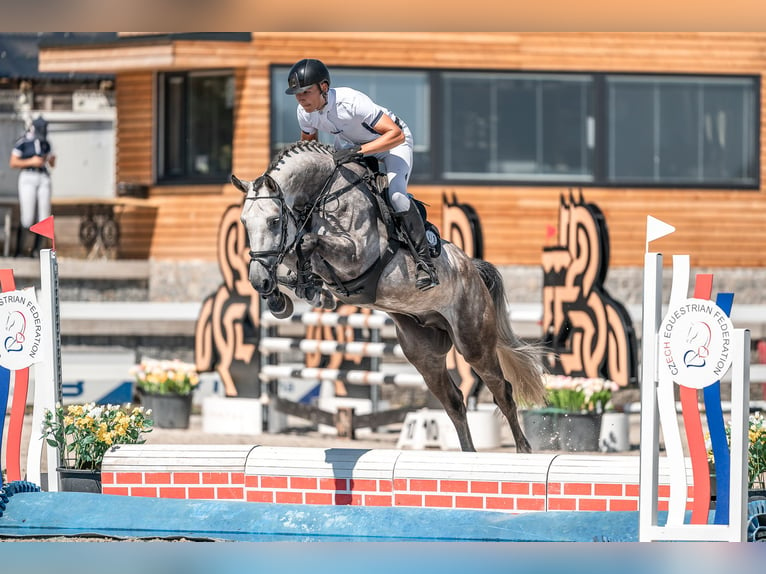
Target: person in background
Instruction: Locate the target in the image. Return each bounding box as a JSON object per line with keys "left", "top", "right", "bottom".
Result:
{"left": 8, "top": 115, "right": 55, "bottom": 257}
{"left": 285, "top": 58, "right": 438, "bottom": 291}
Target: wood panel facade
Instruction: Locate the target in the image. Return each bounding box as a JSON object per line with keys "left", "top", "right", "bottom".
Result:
{"left": 39, "top": 33, "right": 766, "bottom": 267}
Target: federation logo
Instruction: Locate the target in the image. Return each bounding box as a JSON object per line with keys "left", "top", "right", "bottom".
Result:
{"left": 0, "top": 288, "right": 43, "bottom": 370}
{"left": 658, "top": 298, "right": 733, "bottom": 389}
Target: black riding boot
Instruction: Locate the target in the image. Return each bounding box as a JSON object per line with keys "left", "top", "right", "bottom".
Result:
{"left": 395, "top": 203, "right": 439, "bottom": 291}
{"left": 14, "top": 226, "right": 33, "bottom": 258}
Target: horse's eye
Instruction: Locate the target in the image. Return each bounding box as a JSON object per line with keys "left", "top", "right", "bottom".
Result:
{"left": 268, "top": 216, "right": 280, "bottom": 228}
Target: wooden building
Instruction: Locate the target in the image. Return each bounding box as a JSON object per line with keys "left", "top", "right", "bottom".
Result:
{"left": 37, "top": 33, "right": 766, "bottom": 269}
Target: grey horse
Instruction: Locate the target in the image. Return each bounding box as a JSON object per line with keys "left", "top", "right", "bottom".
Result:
{"left": 234, "top": 140, "right": 545, "bottom": 452}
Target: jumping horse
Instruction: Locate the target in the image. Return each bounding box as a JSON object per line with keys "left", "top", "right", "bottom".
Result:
{"left": 234, "top": 140, "right": 546, "bottom": 452}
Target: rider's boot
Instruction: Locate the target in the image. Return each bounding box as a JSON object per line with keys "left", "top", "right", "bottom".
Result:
{"left": 395, "top": 202, "right": 439, "bottom": 291}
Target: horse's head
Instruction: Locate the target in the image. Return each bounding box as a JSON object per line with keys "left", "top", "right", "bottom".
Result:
{"left": 233, "top": 172, "right": 298, "bottom": 317}
{"left": 234, "top": 142, "right": 338, "bottom": 316}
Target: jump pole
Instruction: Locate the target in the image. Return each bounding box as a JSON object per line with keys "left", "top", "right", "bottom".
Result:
{"left": 638, "top": 216, "right": 750, "bottom": 542}
{"left": 23, "top": 218, "right": 63, "bottom": 490}
{"left": 26, "top": 247, "right": 63, "bottom": 490}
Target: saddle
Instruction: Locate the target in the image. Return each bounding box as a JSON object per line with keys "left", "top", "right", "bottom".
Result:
{"left": 297, "top": 157, "right": 442, "bottom": 306}
{"left": 361, "top": 156, "right": 442, "bottom": 259}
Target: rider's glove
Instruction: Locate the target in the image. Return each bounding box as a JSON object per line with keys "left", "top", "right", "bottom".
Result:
{"left": 333, "top": 145, "right": 363, "bottom": 165}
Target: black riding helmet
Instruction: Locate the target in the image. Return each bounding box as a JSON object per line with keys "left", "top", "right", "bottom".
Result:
{"left": 32, "top": 116, "right": 48, "bottom": 140}
{"left": 285, "top": 59, "right": 331, "bottom": 95}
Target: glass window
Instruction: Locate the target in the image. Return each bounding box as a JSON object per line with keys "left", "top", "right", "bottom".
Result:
{"left": 271, "top": 66, "right": 431, "bottom": 181}
{"left": 269, "top": 67, "right": 757, "bottom": 189}
{"left": 158, "top": 71, "right": 234, "bottom": 183}
{"left": 442, "top": 72, "right": 594, "bottom": 181}
{"left": 607, "top": 75, "right": 757, "bottom": 186}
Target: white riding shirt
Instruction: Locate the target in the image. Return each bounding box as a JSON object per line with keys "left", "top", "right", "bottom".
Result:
{"left": 296, "top": 87, "right": 414, "bottom": 212}
{"left": 296, "top": 87, "right": 412, "bottom": 150}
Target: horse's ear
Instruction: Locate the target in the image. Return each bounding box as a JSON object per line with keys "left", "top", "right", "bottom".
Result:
{"left": 231, "top": 174, "right": 247, "bottom": 193}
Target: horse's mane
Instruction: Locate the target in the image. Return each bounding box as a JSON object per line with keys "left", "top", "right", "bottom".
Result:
{"left": 267, "top": 140, "right": 334, "bottom": 172}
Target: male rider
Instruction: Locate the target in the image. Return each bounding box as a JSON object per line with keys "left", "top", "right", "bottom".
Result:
{"left": 285, "top": 58, "right": 438, "bottom": 291}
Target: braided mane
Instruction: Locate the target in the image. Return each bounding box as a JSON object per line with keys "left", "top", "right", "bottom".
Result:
{"left": 267, "top": 140, "right": 334, "bottom": 172}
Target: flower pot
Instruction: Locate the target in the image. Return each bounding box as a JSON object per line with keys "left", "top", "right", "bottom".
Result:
{"left": 57, "top": 467, "right": 102, "bottom": 493}
{"left": 599, "top": 411, "right": 630, "bottom": 452}
{"left": 521, "top": 409, "right": 562, "bottom": 451}
{"left": 559, "top": 412, "right": 602, "bottom": 452}
{"left": 141, "top": 392, "right": 192, "bottom": 429}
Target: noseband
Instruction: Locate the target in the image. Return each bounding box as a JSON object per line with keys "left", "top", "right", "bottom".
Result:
{"left": 245, "top": 174, "right": 299, "bottom": 274}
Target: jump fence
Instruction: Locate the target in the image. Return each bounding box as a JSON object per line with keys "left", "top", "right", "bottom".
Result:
{"left": 101, "top": 444, "right": 693, "bottom": 514}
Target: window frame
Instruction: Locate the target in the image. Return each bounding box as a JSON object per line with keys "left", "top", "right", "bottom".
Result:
{"left": 268, "top": 66, "right": 760, "bottom": 190}
{"left": 156, "top": 69, "right": 235, "bottom": 185}
{"left": 600, "top": 72, "right": 760, "bottom": 189}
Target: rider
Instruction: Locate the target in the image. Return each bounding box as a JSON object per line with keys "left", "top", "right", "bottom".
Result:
{"left": 285, "top": 58, "right": 438, "bottom": 291}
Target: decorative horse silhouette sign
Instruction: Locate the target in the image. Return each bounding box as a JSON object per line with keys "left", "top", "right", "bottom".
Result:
{"left": 195, "top": 205, "right": 261, "bottom": 397}
{"left": 542, "top": 190, "right": 637, "bottom": 387}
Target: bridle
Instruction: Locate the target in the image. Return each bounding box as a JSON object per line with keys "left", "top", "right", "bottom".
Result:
{"left": 245, "top": 174, "right": 297, "bottom": 270}
{"left": 244, "top": 170, "right": 336, "bottom": 296}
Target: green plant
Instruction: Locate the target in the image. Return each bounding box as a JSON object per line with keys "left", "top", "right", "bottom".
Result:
{"left": 543, "top": 375, "right": 618, "bottom": 413}
{"left": 707, "top": 411, "right": 766, "bottom": 490}
{"left": 42, "top": 403, "right": 153, "bottom": 470}
{"left": 749, "top": 411, "right": 766, "bottom": 489}
{"left": 130, "top": 358, "right": 200, "bottom": 396}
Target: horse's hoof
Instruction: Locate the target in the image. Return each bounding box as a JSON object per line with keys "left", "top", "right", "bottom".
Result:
{"left": 267, "top": 293, "right": 293, "bottom": 319}
{"left": 320, "top": 289, "right": 337, "bottom": 310}
{"left": 516, "top": 439, "right": 532, "bottom": 454}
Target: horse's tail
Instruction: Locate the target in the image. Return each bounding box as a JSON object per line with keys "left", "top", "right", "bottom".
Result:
{"left": 473, "top": 259, "right": 547, "bottom": 407}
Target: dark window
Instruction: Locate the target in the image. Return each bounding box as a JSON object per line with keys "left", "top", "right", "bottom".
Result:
{"left": 606, "top": 75, "right": 757, "bottom": 186}
{"left": 158, "top": 71, "right": 234, "bottom": 183}
{"left": 270, "top": 66, "right": 759, "bottom": 189}
{"left": 442, "top": 73, "right": 594, "bottom": 181}
{"left": 271, "top": 66, "right": 431, "bottom": 182}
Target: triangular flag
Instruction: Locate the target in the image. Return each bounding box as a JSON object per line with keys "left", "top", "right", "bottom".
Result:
{"left": 545, "top": 224, "right": 557, "bottom": 240}
{"left": 30, "top": 215, "right": 55, "bottom": 251}
{"left": 645, "top": 215, "right": 675, "bottom": 251}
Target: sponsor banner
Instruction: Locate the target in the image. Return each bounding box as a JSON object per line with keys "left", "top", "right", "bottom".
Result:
{"left": 658, "top": 297, "right": 734, "bottom": 389}
{"left": 0, "top": 288, "right": 43, "bottom": 371}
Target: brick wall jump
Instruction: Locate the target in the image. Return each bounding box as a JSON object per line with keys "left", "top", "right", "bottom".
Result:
{"left": 101, "top": 445, "right": 694, "bottom": 514}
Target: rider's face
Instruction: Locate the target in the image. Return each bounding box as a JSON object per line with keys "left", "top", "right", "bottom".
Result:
{"left": 295, "top": 84, "right": 325, "bottom": 113}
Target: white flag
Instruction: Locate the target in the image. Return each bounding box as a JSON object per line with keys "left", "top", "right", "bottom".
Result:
{"left": 646, "top": 215, "right": 675, "bottom": 249}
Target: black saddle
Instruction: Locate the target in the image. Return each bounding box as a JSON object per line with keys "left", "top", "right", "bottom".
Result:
{"left": 361, "top": 156, "right": 441, "bottom": 258}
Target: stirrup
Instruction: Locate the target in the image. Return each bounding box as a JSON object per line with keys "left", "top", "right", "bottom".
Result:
{"left": 415, "top": 263, "right": 439, "bottom": 291}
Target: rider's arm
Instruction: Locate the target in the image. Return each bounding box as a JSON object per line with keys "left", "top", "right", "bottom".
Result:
{"left": 359, "top": 114, "right": 404, "bottom": 156}
{"left": 9, "top": 153, "right": 45, "bottom": 169}
{"left": 301, "top": 131, "right": 317, "bottom": 141}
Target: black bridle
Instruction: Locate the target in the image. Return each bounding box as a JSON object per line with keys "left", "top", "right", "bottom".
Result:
{"left": 244, "top": 159, "right": 376, "bottom": 304}
{"left": 245, "top": 174, "right": 296, "bottom": 268}
{"left": 244, "top": 170, "right": 336, "bottom": 295}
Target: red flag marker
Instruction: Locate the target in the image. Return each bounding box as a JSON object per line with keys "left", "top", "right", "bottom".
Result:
{"left": 545, "top": 224, "right": 556, "bottom": 240}
{"left": 30, "top": 215, "right": 55, "bottom": 251}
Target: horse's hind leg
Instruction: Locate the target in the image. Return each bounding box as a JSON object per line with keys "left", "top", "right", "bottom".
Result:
{"left": 453, "top": 320, "right": 532, "bottom": 453}
{"left": 390, "top": 313, "right": 476, "bottom": 452}
{"left": 469, "top": 359, "right": 531, "bottom": 453}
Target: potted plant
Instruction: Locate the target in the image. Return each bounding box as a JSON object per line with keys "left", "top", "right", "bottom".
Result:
{"left": 130, "top": 358, "right": 200, "bottom": 429}
{"left": 42, "top": 402, "right": 153, "bottom": 492}
{"left": 708, "top": 411, "right": 766, "bottom": 499}
{"left": 522, "top": 375, "right": 619, "bottom": 452}
{"left": 748, "top": 412, "right": 766, "bottom": 494}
